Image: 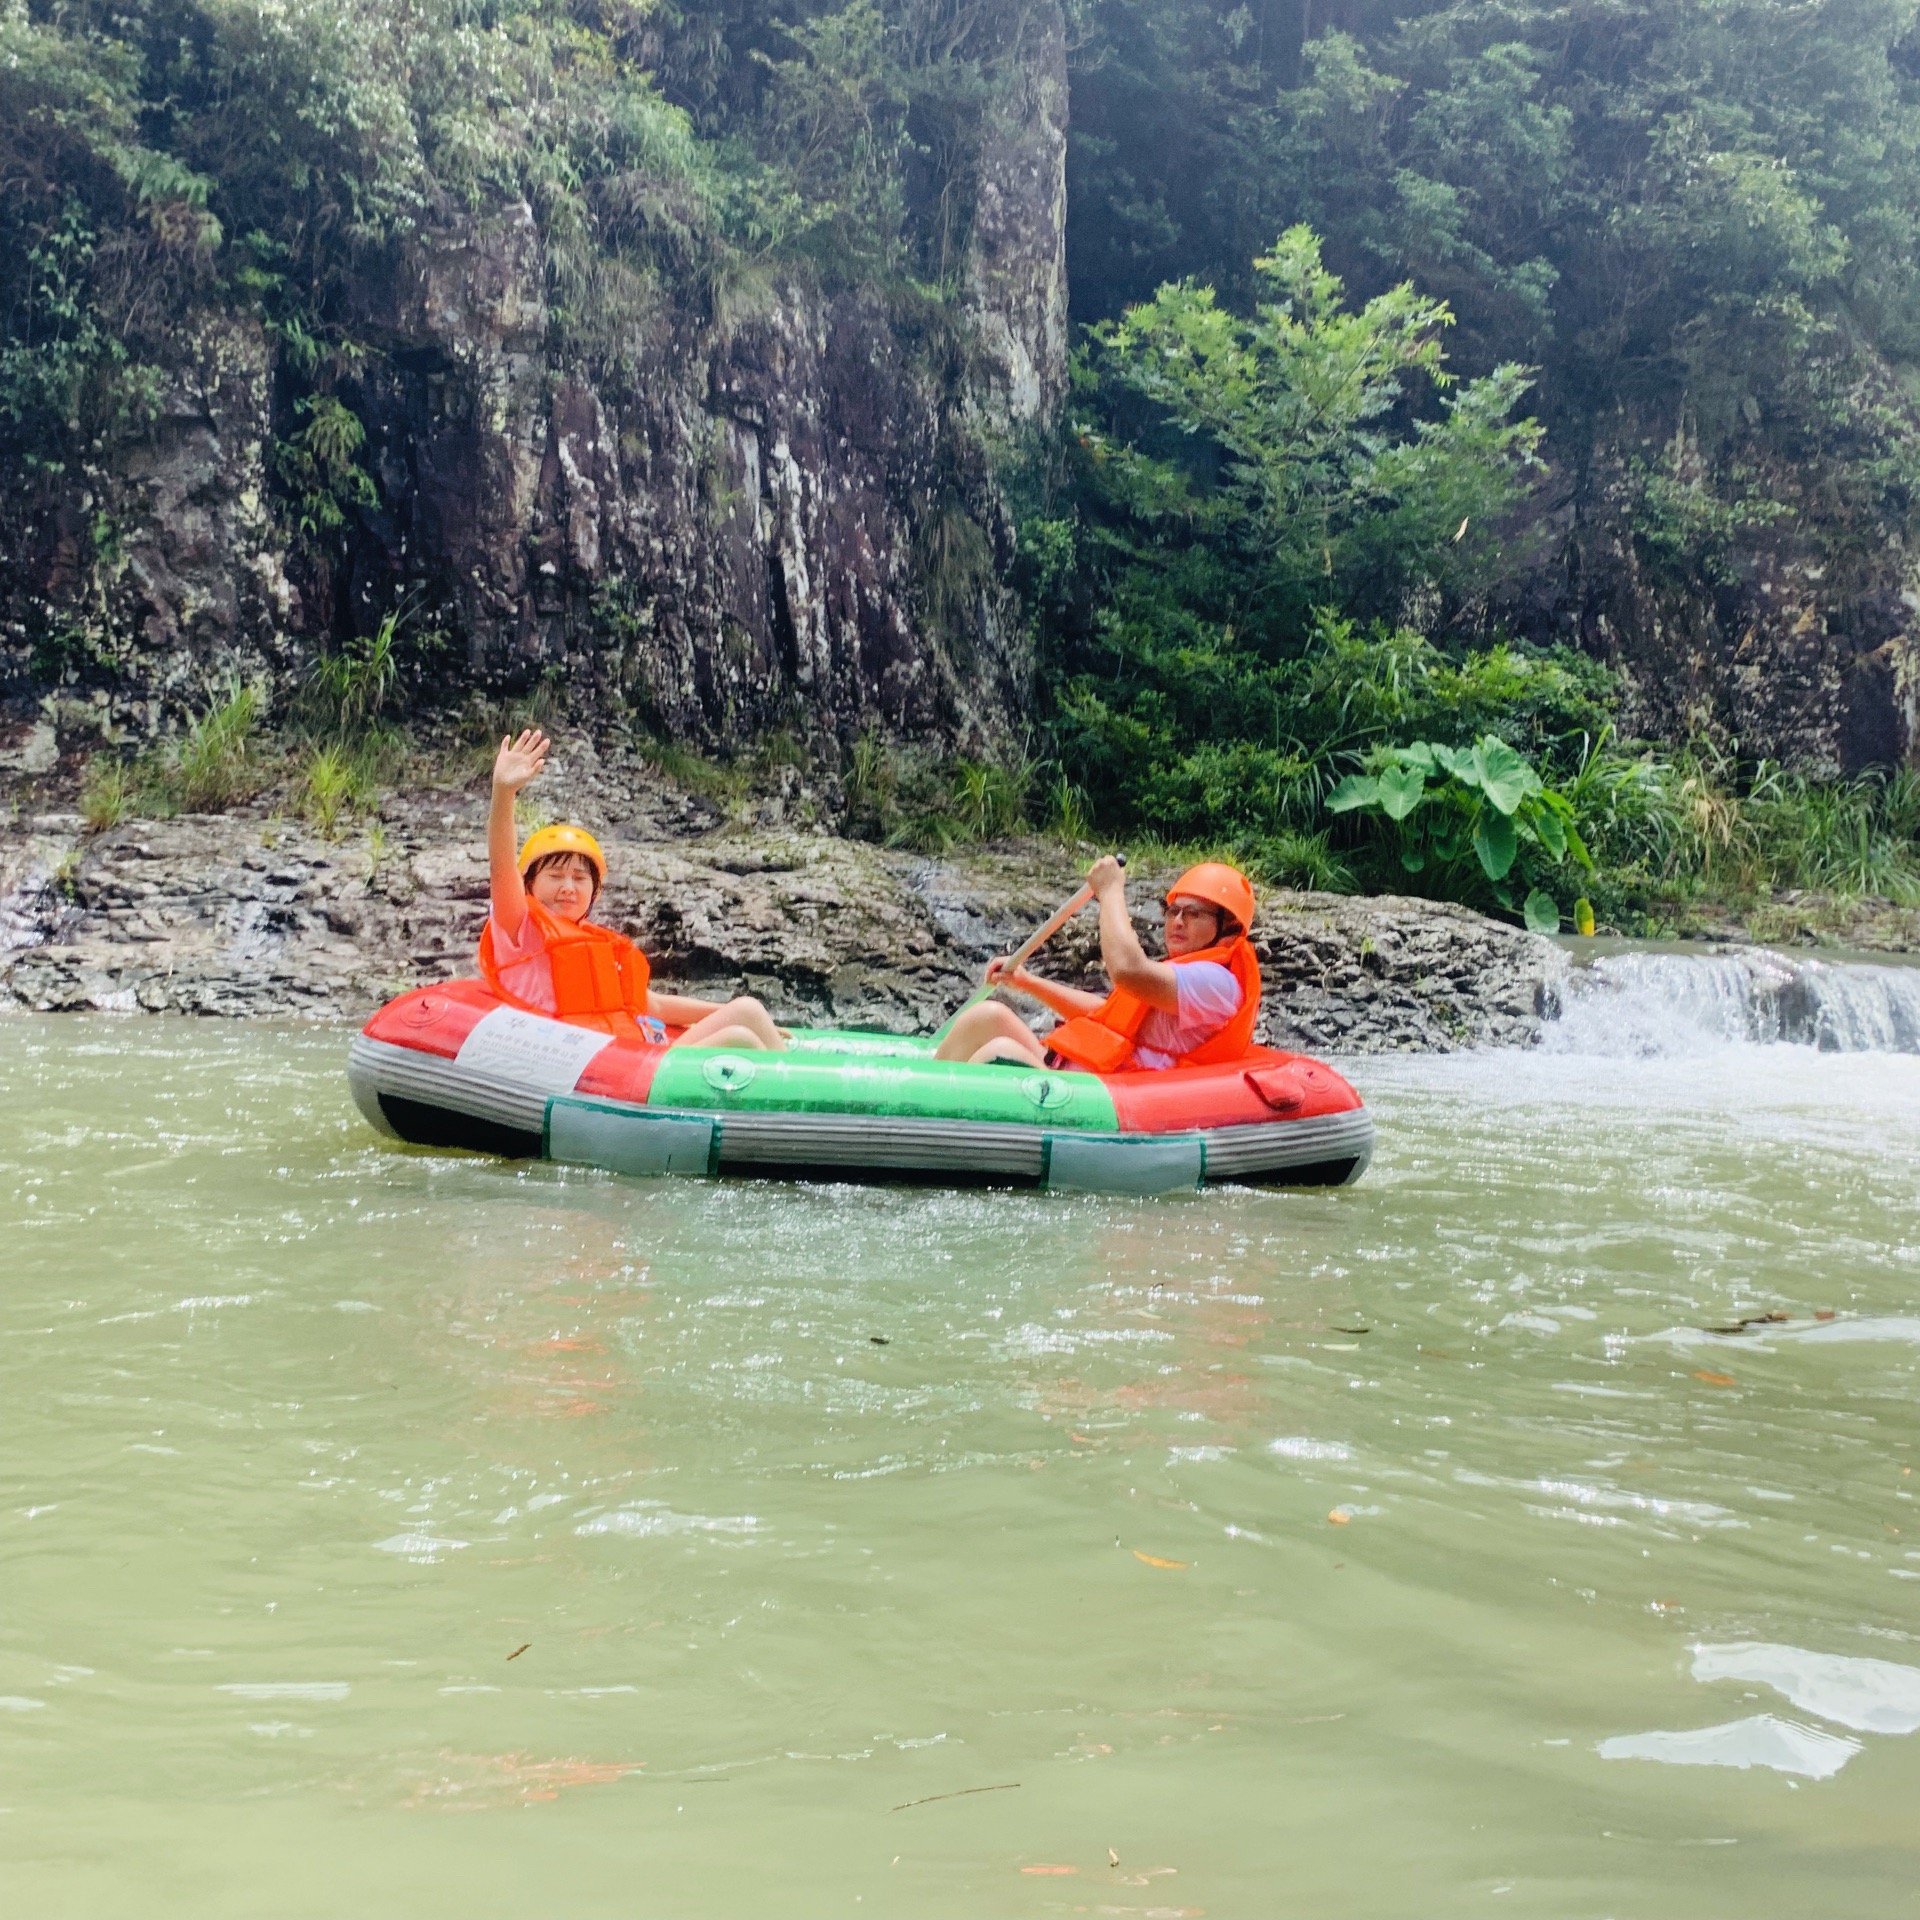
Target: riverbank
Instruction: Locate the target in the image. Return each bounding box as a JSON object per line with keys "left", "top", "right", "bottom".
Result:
{"left": 1, "top": 744, "right": 1566, "bottom": 1052}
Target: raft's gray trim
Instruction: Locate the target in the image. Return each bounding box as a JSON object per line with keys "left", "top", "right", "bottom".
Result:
{"left": 347, "top": 1042, "right": 401, "bottom": 1138}
{"left": 349, "top": 1033, "right": 1374, "bottom": 1187}
{"left": 713, "top": 1109, "right": 1047, "bottom": 1175}
{"left": 350, "top": 1034, "right": 550, "bottom": 1135}
{"left": 1201, "top": 1107, "right": 1374, "bottom": 1184}
{"left": 1046, "top": 1132, "right": 1205, "bottom": 1194}
{"left": 547, "top": 1097, "right": 717, "bottom": 1178}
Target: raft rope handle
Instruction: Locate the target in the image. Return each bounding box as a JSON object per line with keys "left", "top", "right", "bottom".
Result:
{"left": 932, "top": 855, "right": 1125, "bottom": 1045}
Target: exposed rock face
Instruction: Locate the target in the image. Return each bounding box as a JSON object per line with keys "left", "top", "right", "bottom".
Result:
{"left": 1493, "top": 419, "right": 1920, "bottom": 775}
{"left": 11, "top": 310, "right": 302, "bottom": 719}
{"left": 1, "top": 764, "right": 1566, "bottom": 1054}
{"left": 962, "top": 12, "right": 1071, "bottom": 425}
{"left": 0, "top": 9, "right": 1071, "bottom": 758}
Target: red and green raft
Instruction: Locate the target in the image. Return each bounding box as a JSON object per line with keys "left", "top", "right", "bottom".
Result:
{"left": 348, "top": 980, "right": 1373, "bottom": 1193}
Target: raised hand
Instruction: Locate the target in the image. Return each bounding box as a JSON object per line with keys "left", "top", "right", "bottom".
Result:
{"left": 493, "top": 728, "right": 549, "bottom": 793}
{"left": 1086, "top": 852, "right": 1127, "bottom": 899}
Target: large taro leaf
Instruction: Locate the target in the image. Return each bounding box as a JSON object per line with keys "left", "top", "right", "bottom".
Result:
{"left": 1523, "top": 888, "right": 1560, "bottom": 934}
{"left": 1471, "top": 736, "right": 1540, "bottom": 816}
{"left": 1531, "top": 801, "right": 1567, "bottom": 860}
{"left": 1327, "top": 773, "right": 1380, "bottom": 814}
{"left": 1377, "top": 762, "right": 1427, "bottom": 821}
{"left": 1473, "top": 806, "right": 1517, "bottom": 880}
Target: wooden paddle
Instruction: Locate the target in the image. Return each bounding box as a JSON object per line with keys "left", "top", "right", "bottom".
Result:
{"left": 932, "top": 856, "right": 1124, "bottom": 1043}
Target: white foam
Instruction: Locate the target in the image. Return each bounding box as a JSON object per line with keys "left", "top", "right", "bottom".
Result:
{"left": 1500, "top": 1312, "right": 1563, "bottom": 1334}
{"left": 1598, "top": 1714, "right": 1859, "bottom": 1778}
{"left": 1692, "top": 1642, "right": 1920, "bottom": 1735}
{"left": 217, "top": 1682, "right": 349, "bottom": 1702}
{"left": 1547, "top": 950, "right": 1920, "bottom": 1058}
{"left": 1269, "top": 1437, "right": 1354, "bottom": 1461}
{"left": 574, "top": 1503, "right": 758, "bottom": 1539}
{"left": 1782, "top": 1316, "right": 1920, "bottom": 1346}
{"left": 373, "top": 1534, "right": 468, "bottom": 1558}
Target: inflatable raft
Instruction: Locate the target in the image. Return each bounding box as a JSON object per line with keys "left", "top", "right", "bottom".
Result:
{"left": 347, "top": 981, "right": 1374, "bottom": 1193}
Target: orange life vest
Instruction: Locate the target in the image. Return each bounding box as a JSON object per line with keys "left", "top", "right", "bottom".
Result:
{"left": 477, "top": 898, "right": 654, "bottom": 1041}
{"left": 1047, "top": 938, "right": 1262, "bottom": 1075}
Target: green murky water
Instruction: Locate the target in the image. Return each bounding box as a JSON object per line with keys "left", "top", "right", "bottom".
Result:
{"left": 4, "top": 1015, "right": 1919, "bottom": 1917}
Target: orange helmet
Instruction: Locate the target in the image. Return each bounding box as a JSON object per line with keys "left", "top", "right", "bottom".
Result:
{"left": 518, "top": 823, "right": 607, "bottom": 889}
{"left": 1167, "top": 862, "right": 1255, "bottom": 934}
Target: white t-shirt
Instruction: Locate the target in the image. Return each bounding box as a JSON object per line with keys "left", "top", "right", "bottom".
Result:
{"left": 1130, "top": 961, "right": 1243, "bottom": 1069}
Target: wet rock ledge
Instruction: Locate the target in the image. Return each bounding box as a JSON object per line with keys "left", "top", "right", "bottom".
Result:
{"left": 0, "top": 777, "right": 1565, "bottom": 1053}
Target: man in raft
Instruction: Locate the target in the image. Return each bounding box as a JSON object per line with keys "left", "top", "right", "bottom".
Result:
{"left": 933, "top": 857, "right": 1261, "bottom": 1071}
{"left": 481, "top": 727, "right": 787, "bottom": 1051}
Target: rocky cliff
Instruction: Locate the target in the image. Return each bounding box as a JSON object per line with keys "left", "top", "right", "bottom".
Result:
{"left": 0, "top": 737, "right": 1565, "bottom": 1049}
{"left": 1491, "top": 415, "right": 1920, "bottom": 777}
{"left": 0, "top": 1, "right": 1070, "bottom": 759}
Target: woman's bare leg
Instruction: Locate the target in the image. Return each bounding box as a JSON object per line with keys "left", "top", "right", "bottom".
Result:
{"left": 686, "top": 1022, "right": 765, "bottom": 1051}
{"left": 674, "top": 998, "right": 788, "bottom": 1051}
{"left": 933, "top": 1002, "right": 1045, "bottom": 1065}
{"left": 967, "top": 1033, "right": 1048, "bottom": 1067}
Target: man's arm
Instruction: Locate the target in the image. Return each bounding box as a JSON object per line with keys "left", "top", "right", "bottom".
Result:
{"left": 1087, "top": 855, "right": 1179, "bottom": 1013}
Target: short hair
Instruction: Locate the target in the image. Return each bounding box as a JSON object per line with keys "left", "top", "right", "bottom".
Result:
{"left": 524, "top": 848, "right": 602, "bottom": 901}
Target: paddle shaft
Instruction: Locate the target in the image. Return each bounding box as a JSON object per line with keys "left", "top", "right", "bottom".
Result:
{"left": 933, "top": 856, "right": 1124, "bottom": 1042}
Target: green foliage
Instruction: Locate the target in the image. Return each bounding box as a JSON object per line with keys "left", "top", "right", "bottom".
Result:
{"left": 302, "top": 614, "right": 404, "bottom": 734}
{"left": 640, "top": 736, "right": 747, "bottom": 806}
{"left": 1084, "top": 227, "right": 1544, "bottom": 630}
{"left": 1, "top": 0, "right": 833, "bottom": 556}
{"left": 1541, "top": 734, "right": 1920, "bottom": 922}
{"left": 664, "top": 0, "right": 1046, "bottom": 282}
{"left": 1066, "top": 0, "right": 1920, "bottom": 614}
{"left": 79, "top": 752, "right": 132, "bottom": 833}
{"left": 1020, "top": 229, "right": 1609, "bottom": 920}
{"left": 175, "top": 681, "right": 266, "bottom": 812}
{"left": 1327, "top": 734, "right": 1591, "bottom": 918}
{"left": 841, "top": 727, "right": 1033, "bottom": 850}
{"left": 0, "top": 201, "right": 165, "bottom": 466}
{"left": 80, "top": 682, "right": 271, "bottom": 825}
{"left": 268, "top": 600, "right": 427, "bottom": 828}
{"left": 296, "top": 743, "right": 378, "bottom": 839}
{"left": 274, "top": 396, "right": 377, "bottom": 541}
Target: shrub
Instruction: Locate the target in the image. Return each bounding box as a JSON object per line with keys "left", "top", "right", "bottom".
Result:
{"left": 79, "top": 753, "right": 131, "bottom": 832}
{"left": 303, "top": 616, "right": 401, "bottom": 734}
{"left": 297, "top": 744, "right": 375, "bottom": 839}
{"left": 175, "top": 682, "right": 265, "bottom": 812}
{"left": 1327, "top": 734, "right": 1591, "bottom": 928}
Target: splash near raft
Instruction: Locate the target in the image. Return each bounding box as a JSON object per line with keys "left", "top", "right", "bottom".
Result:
{"left": 347, "top": 982, "right": 1373, "bottom": 1193}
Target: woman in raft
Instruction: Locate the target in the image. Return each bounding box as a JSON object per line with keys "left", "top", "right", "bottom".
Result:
{"left": 480, "top": 728, "right": 787, "bottom": 1051}
{"left": 933, "top": 855, "right": 1261, "bottom": 1071}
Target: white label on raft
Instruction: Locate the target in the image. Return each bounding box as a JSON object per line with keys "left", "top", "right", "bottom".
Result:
{"left": 454, "top": 1008, "right": 612, "bottom": 1093}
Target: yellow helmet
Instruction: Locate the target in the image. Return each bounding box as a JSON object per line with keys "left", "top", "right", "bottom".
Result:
{"left": 518, "top": 823, "right": 607, "bottom": 889}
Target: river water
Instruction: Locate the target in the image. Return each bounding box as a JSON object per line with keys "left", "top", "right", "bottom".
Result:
{"left": 4, "top": 953, "right": 1919, "bottom": 1918}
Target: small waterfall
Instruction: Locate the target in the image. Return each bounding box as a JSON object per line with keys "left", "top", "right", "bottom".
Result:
{"left": 1544, "top": 949, "right": 1920, "bottom": 1056}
